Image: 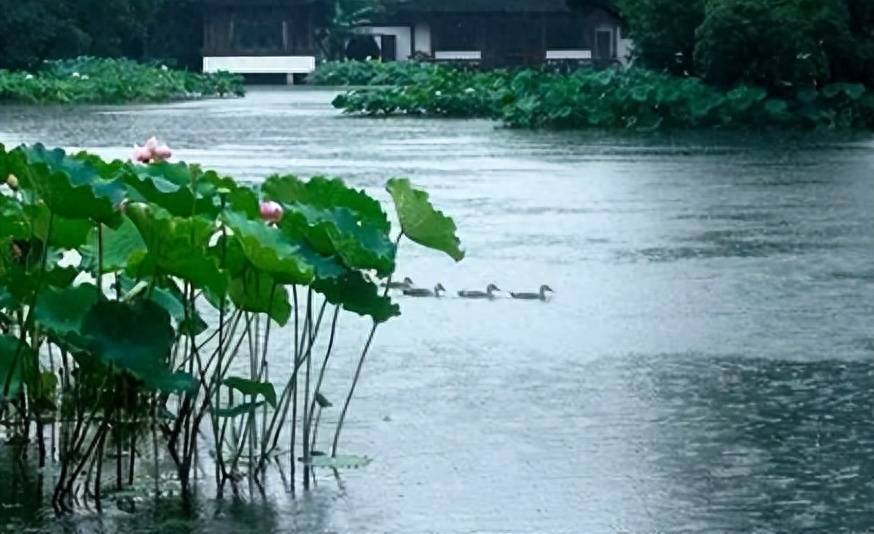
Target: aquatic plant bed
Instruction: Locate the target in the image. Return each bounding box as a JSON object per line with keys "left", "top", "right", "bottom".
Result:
{"left": 308, "top": 60, "right": 451, "bottom": 87}
{"left": 0, "top": 141, "right": 462, "bottom": 510}
{"left": 0, "top": 57, "right": 244, "bottom": 104}
{"left": 332, "top": 66, "right": 874, "bottom": 130}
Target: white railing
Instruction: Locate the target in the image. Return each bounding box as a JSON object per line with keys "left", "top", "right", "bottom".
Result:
{"left": 434, "top": 50, "right": 482, "bottom": 61}
{"left": 203, "top": 56, "right": 316, "bottom": 74}
{"left": 546, "top": 50, "right": 593, "bottom": 60}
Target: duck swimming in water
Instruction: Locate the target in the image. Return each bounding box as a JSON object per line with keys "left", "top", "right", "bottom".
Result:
{"left": 403, "top": 283, "right": 446, "bottom": 297}
{"left": 510, "top": 285, "right": 554, "bottom": 301}
{"left": 381, "top": 277, "right": 414, "bottom": 290}
{"left": 458, "top": 284, "right": 501, "bottom": 299}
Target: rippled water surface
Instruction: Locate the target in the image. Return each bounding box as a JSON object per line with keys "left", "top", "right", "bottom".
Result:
{"left": 1, "top": 88, "right": 873, "bottom": 533}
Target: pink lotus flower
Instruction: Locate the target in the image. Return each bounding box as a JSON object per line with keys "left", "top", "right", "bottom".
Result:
{"left": 132, "top": 137, "right": 173, "bottom": 164}
{"left": 260, "top": 201, "right": 284, "bottom": 224}
{"left": 132, "top": 145, "right": 152, "bottom": 163}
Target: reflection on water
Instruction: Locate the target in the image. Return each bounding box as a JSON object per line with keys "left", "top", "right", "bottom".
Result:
{"left": 0, "top": 88, "right": 872, "bottom": 533}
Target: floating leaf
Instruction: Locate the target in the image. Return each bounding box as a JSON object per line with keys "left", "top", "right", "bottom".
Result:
{"left": 222, "top": 377, "right": 277, "bottom": 407}
{"left": 386, "top": 178, "right": 464, "bottom": 261}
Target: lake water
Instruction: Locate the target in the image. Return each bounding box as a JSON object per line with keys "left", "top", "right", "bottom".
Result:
{"left": 0, "top": 88, "right": 873, "bottom": 533}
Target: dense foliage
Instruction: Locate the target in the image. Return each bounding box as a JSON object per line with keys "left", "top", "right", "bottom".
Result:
{"left": 0, "top": 57, "right": 244, "bottom": 104}
{"left": 0, "top": 0, "right": 207, "bottom": 70}
{"left": 333, "top": 65, "right": 874, "bottom": 129}
{"left": 612, "top": 0, "right": 874, "bottom": 90}
{"left": 309, "top": 60, "right": 446, "bottom": 86}
{"left": 0, "top": 141, "right": 462, "bottom": 508}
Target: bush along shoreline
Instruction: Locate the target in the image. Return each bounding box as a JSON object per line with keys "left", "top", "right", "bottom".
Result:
{"left": 0, "top": 140, "right": 463, "bottom": 509}
{"left": 331, "top": 64, "right": 874, "bottom": 130}
{"left": 0, "top": 57, "right": 245, "bottom": 105}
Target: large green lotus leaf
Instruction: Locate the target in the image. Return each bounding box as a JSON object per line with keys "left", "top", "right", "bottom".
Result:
{"left": 125, "top": 162, "right": 253, "bottom": 219}
{"left": 222, "top": 376, "right": 277, "bottom": 407}
{"left": 34, "top": 284, "right": 99, "bottom": 349}
{"left": 228, "top": 268, "right": 292, "bottom": 326}
{"left": 1, "top": 256, "right": 80, "bottom": 307}
{"left": 280, "top": 203, "right": 396, "bottom": 276}
{"left": 124, "top": 162, "right": 212, "bottom": 217}
{"left": 26, "top": 203, "right": 92, "bottom": 249}
{"left": 13, "top": 144, "right": 124, "bottom": 226}
{"left": 386, "top": 178, "right": 464, "bottom": 262}
{"left": 126, "top": 203, "right": 227, "bottom": 296}
{"left": 223, "top": 211, "right": 313, "bottom": 285}
{"left": 0, "top": 335, "right": 31, "bottom": 398}
{"left": 0, "top": 196, "right": 28, "bottom": 240}
{"left": 263, "top": 175, "right": 390, "bottom": 233}
{"left": 81, "top": 300, "right": 194, "bottom": 392}
{"left": 81, "top": 217, "right": 146, "bottom": 273}
{"left": 296, "top": 245, "right": 347, "bottom": 281}
{"left": 312, "top": 271, "right": 399, "bottom": 324}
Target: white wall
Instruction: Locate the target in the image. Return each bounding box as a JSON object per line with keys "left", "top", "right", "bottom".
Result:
{"left": 203, "top": 56, "right": 316, "bottom": 74}
{"left": 355, "top": 26, "right": 413, "bottom": 61}
{"left": 617, "top": 27, "right": 633, "bottom": 65}
{"left": 414, "top": 23, "right": 432, "bottom": 56}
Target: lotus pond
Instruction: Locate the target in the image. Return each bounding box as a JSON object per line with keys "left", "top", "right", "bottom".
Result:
{"left": 0, "top": 88, "right": 872, "bottom": 533}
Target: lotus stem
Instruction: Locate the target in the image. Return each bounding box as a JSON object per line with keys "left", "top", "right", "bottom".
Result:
{"left": 331, "top": 321, "right": 378, "bottom": 458}
{"left": 302, "top": 290, "right": 313, "bottom": 489}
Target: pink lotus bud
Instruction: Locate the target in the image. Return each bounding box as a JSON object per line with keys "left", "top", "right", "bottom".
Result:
{"left": 152, "top": 145, "right": 172, "bottom": 161}
{"left": 6, "top": 174, "right": 19, "bottom": 190}
{"left": 259, "top": 201, "right": 284, "bottom": 223}
{"left": 132, "top": 145, "right": 152, "bottom": 163}
{"left": 144, "top": 137, "right": 160, "bottom": 152}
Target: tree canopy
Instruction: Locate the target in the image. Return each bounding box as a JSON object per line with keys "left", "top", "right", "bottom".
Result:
{"left": 606, "top": 0, "right": 874, "bottom": 91}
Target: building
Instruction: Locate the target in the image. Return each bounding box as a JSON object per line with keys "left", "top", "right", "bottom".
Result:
{"left": 200, "top": 0, "right": 628, "bottom": 78}
{"left": 201, "top": 0, "right": 322, "bottom": 80}
{"left": 358, "top": 0, "right": 628, "bottom": 67}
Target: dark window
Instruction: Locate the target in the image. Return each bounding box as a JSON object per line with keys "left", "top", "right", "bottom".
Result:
{"left": 547, "top": 17, "right": 586, "bottom": 49}
{"left": 232, "top": 16, "right": 283, "bottom": 52}
{"left": 435, "top": 17, "right": 479, "bottom": 50}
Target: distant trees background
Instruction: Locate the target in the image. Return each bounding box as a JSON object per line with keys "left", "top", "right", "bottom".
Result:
{"left": 0, "top": 0, "right": 203, "bottom": 70}
{"left": 570, "top": 0, "right": 874, "bottom": 91}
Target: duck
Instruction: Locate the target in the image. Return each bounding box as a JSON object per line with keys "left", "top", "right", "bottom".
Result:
{"left": 510, "top": 285, "right": 554, "bottom": 301}
{"left": 381, "top": 277, "right": 414, "bottom": 290}
{"left": 403, "top": 283, "right": 446, "bottom": 297}
{"left": 458, "top": 284, "right": 502, "bottom": 299}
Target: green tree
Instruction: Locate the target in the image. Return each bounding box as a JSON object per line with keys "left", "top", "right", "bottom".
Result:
{"left": 315, "top": 0, "right": 384, "bottom": 60}
{"left": 613, "top": 0, "right": 705, "bottom": 75}
{"left": 694, "top": 0, "right": 862, "bottom": 90}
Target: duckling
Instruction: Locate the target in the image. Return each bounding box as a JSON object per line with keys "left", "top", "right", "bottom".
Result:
{"left": 458, "top": 284, "right": 502, "bottom": 299}
{"left": 381, "top": 277, "right": 414, "bottom": 290}
{"left": 511, "top": 285, "right": 554, "bottom": 301}
{"left": 403, "top": 283, "right": 446, "bottom": 297}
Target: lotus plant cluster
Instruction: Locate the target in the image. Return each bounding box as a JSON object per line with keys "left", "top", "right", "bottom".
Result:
{"left": 332, "top": 64, "right": 874, "bottom": 130}
{"left": 0, "top": 139, "right": 463, "bottom": 512}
